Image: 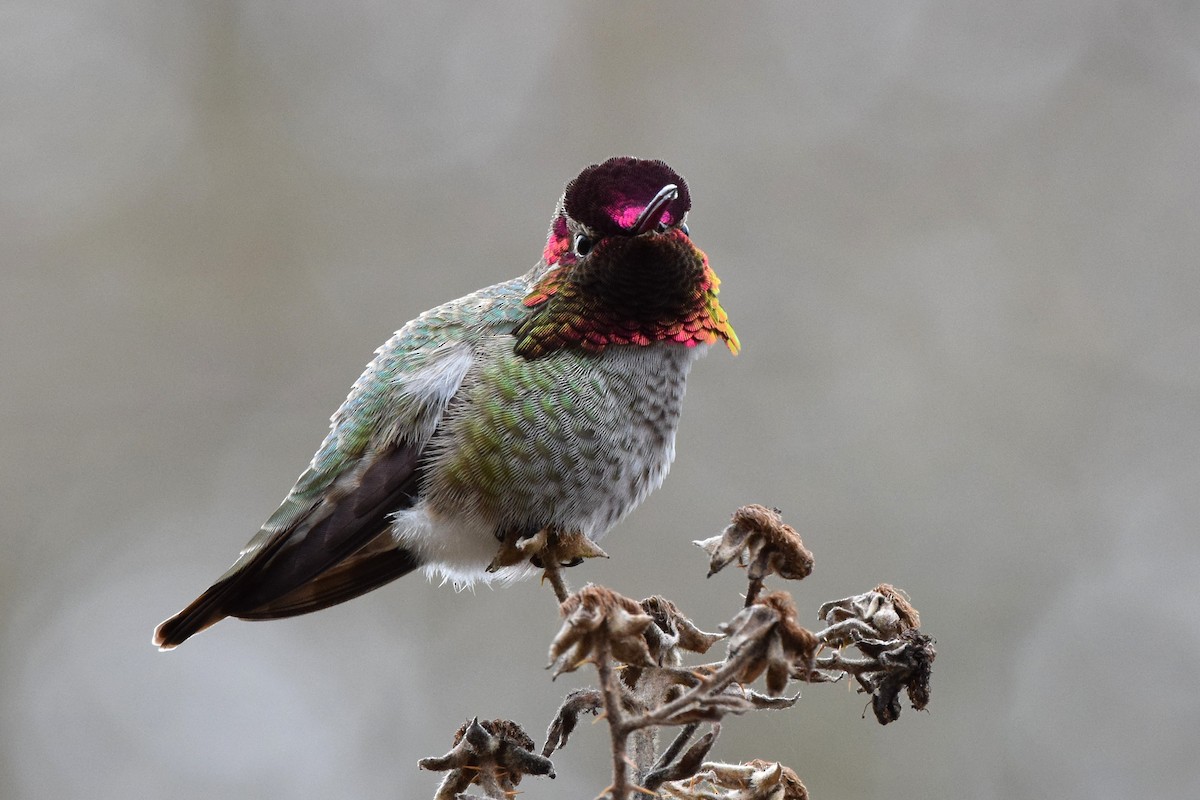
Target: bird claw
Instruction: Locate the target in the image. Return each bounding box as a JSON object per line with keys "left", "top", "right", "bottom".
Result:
{"left": 487, "top": 527, "right": 608, "bottom": 573}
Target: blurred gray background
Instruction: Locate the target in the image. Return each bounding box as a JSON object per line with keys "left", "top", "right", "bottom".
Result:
{"left": 2, "top": 2, "right": 1198, "bottom": 798}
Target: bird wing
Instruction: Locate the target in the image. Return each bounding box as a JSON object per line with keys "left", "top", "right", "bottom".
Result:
{"left": 154, "top": 277, "right": 536, "bottom": 649}
{"left": 153, "top": 325, "right": 482, "bottom": 649}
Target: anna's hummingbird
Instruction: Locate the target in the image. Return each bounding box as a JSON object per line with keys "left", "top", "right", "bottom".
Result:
{"left": 153, "top": 157, "right": 738, "bottom": 649}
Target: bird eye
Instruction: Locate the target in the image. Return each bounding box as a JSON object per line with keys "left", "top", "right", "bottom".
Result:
{"left": 573, "top": 233, "right": 594, "bottom": 257}
{"left": 679, "top": 222, "right": 690, "bottom": 236}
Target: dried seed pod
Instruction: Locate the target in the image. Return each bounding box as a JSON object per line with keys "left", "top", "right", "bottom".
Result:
{"left": 547, "top": 584, "right": 655, "bottom": 676}
{"left": 641, "top": 595, "right": 726, "bottom": 664}
{"left": 661, "top": 758, "right": 809, "bottom": 799}
{"left": 695, "top": 506, "right": 813, "bottom": 602}
{"left": 418, "top": 718, "right": 554, "bottom": 799}
{"left": 818, "top": 583, "right": 920, "bottom": 645}
{"left": 722, "top": 591, "right": 817, "bottom": 696}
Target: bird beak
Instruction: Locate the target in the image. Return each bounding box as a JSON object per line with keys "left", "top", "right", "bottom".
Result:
{"left": 631, "top": 184, "right": 679, "bottom": 235}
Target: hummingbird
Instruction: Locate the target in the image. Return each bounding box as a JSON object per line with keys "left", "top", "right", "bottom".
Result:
{"left": 153, "top": 157, "right": 738, "bottom": 650}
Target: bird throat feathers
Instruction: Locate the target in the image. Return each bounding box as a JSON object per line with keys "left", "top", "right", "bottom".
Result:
{"left": 514, "top": 229, "right": 739, "bottom": 359}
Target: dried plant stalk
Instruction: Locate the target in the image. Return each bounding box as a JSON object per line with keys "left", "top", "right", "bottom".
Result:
{"left": 420, "top": 506, "right": 936, "bottom": 799}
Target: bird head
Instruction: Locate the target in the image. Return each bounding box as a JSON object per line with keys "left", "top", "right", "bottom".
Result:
{"left": 515, "top": 157, "right": 739, "bottom": 359}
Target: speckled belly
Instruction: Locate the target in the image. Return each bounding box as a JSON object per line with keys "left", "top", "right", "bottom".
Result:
{"left": 422, "top": 340, "right": 703, "bottom": 540}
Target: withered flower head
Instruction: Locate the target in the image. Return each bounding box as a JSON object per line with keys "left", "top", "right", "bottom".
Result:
{"left": 695, "top": 506, "right": 814, "bottom": 595}
{"left": 721, "top": 591, "right": 818, "bottom": 696}
{"left": 641, "top": 595, "right": 726, "bottom": 665}
{"left": 418, "top": 718, "right": 554, "bottom": 799}
{"left": 862, "top": 629, "right": 936, "bottom": 724}
{"left": 662, "top": 759, "right": 809, "bottom": 800}
{"left": 548, "top": 584, "right": 655, "bottom": 676}
{"left": 818, "top": 583, "right": 921, "bottom": 646}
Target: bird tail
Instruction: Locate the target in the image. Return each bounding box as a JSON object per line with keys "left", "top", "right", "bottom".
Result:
{"left": 153, "top": 579, "right": 238, "bottom": 650}
{"left": 153, "top": 545, "right": 422, "bottom": 650}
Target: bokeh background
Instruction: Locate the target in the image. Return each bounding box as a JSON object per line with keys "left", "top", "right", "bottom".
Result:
{"left": 3, "top": 2, "right": 1198, "bottom": 798}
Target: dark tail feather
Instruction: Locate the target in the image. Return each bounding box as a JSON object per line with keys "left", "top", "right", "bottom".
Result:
{"left": 153, "top": 579, "right": 237, "bottom": 650}
{"left": 153, "top": 520, "right": 304, "bottom": 650}
{"left": 153, "top": 443, "right": 423, "bottom": 650}
{"left": 152, "top": 546, "right": 421, "bottom": 648}
{"left": 235, "top": 546, "right": 421, "bottom": 619}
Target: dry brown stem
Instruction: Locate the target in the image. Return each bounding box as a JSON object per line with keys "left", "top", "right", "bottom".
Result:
{"left": 423, "top": 506, "right": 936, "bottom": 798}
